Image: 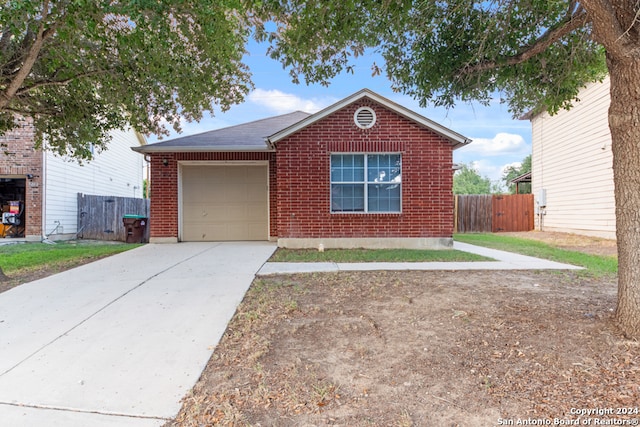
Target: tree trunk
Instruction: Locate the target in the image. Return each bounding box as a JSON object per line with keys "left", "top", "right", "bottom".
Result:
{"left": 0, "top": 266, "right": 8, "bottom": 282}
{"left": 608, "top": 54, "right": 640, "bottom": 338}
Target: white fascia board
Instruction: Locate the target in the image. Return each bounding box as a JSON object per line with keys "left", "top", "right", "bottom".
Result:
{"left": 131, "top": 145, "right": 274, "bottom": 153}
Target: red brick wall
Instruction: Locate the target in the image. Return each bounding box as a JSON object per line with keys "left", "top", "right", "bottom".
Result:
{"left": 148, "top": 100, "right": 456, "bottom": 241}
{"left": 0, "top": 118, "right": 43, "bottom": 237}
{"left": 276, "top": 99, "right": 455, "bottom": 239}
{"left": 148, "top": 152, "right": 276, "bottom": 239}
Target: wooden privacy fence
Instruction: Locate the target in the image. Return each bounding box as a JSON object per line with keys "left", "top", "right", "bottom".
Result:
{"left": 455, "top": 194, "right": 493, "bottom": 233}
{"left": 455, "top": 194, "right": 534, "bottom": 233}
{"left": 77, "top": 193, "right": 150, "bottom": 241}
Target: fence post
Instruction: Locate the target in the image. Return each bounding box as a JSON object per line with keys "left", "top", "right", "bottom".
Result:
{"left": 454, "top": 195, "right": 458, "bottom": 234}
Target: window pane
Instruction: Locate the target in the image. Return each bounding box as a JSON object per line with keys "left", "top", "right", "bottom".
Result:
{"left": 330, "top": 155, "right": 342, "bottom": 181}
{"left": 332, "top": 184, "right": 365, "bottom": 212}
{"left": 353, "top": 155, "right": 364, "bottom": 181}
{"left": 331, "top": 154, "right": 348, "bottom": 182}
{"left": 389, "top": 154, "right": 401, "bottom": 182}
{"left": 367, "top": 154, "right": 401, "bottom": 183}
{"left": 368, "top": 183, "right": 401, "bottom": 212}
{"left": 367, "top": 155, "right": 382, "bottom": 182}
{"left": 343, "top": 168, "right": 354, "bottom": 182}
{"left": 331, "top": 154, "right": 364, "bottom": 183}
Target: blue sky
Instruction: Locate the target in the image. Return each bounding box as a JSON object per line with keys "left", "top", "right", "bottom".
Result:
{"left": 149, "top": 41, "right": 532, "bottom": 187}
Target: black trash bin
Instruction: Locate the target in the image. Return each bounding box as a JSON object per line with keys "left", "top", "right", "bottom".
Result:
{"left": 123, "top": 214, "right": 147, "bottom": 243}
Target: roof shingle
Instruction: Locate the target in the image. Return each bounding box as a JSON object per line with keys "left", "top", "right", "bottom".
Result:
{"left": 133, "top": 111, "right": 311, "bottom": 153}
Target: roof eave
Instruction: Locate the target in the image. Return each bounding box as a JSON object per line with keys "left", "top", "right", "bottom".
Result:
{"left": 451, "top": 138, "right": 473, "bottom": 150}
{"left": 131, "top": 145, "right": 274, "bottom": 154}
{"left": 509, "top": 171, "right": 532, "bottom": 184}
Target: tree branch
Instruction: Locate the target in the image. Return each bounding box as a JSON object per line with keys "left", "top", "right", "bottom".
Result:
{"left": 3, "top": 105, "right": 58, "bottom": 116}
{"left": 458, "top": 6, "right": 589, "bottom": 76}
{"left": 15, "top": 69, "right": 108, "bottom": 96}
{"left": 0, "top": 0, "right": 57, "bottom": 111}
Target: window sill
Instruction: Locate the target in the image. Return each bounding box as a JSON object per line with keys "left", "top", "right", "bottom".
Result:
{"left": 330, "top": 211, "right": 402, "bottom": 215}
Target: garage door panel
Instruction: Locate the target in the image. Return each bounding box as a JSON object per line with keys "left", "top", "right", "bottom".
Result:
{"left": 247, "top": 204, "right": 268, "bottom": 219}
{"left": 246, "top": 186, "right": 267, "bottom": 200}
{"left": 226, "top": 187, "right": 252, "bottom": 203}
{"left": 246, "top": 167, "right": 266, "bottom": 182}
{"left": 181, "top": 165, "right": 268, "bottom": 241}
{"left": 247, "top": 223, "right": 267, "bottom": 238}
{"left": 182, "top": 208, "right": 224, "bottom": 223}
{"left": 183, "top": 204, "right": 267, "bottom": 223}
{"left": 183, "top": 227, "right": 228, "bottom": 240}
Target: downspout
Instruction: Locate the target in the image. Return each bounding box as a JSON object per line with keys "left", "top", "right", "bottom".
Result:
{"left": 41, "top": 148, "right": 46, "bottom": 241}
{"left": 265, "top": 138, "right": 275, "bottom": 242}
{"left": 144, "top": 154, "right": 151, "bottom": 199}
{"left": 144, "top": 154, "right": 151, "bottom": 220}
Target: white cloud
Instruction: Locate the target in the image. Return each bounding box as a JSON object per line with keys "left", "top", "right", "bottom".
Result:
{"left": 501, "top": 161, "right": 522, "bottom": 174}
{"left": 461, "top": 132, "right": 528, "bottom": 156}
{"left": 248, "top": 88, "right": 334, "bottom": 114}
{"left": 469, "top": 159, "right": 505, "bottom": 183}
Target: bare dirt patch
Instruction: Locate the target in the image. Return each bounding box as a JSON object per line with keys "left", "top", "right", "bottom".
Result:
{"left": 501, "top": 231, "right": 617, "bottom": 257}
{"left": 169, "top": 267, "right": 638, "bottom": 427}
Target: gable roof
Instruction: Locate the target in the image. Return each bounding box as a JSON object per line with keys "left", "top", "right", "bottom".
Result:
{"left": 268, "top": 88, "right": 471, "bottom": 149}
{"left": 509, "top": 171, "right": 532, "bottom": 184}
{"left": 133, "top": 111, "right": 311, "bottom": 153}
{"left": 133, "top": 89, "right": 471, "bottom": 154}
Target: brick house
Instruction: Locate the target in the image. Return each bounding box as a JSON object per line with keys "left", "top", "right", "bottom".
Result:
{"left": 134, "top": 89, "right": 470, "bottom": 249}
{"left": 1, "top": 117, "right": 145, "bottom": 241}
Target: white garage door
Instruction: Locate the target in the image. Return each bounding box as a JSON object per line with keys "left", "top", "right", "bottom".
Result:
{"left": 181, "top": 164, "right": 269, "bottom": 241}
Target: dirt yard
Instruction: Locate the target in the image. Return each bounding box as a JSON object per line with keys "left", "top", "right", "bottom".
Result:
{"left": 168, "top": 232, "right": 639, "bottom": 427}
{"left": 501, "top": 231, "right": 618, "bottom": 257}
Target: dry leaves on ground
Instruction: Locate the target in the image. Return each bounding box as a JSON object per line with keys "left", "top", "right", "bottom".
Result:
{"left": 168, "top": 269, "right": 638, "bottom": 427}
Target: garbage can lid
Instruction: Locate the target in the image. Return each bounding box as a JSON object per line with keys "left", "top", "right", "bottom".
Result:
{"left": 123, "top": 214, "right": 147, "bottom": 219}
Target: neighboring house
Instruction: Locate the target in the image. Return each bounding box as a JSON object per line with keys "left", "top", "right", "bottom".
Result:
{"left": 526, "top": 76, "right": 615, "bottom": 239}
{"left": 134, "top": 89, "right": 471, "bottom": 249}
{"left": 0, "top": 117, "right": 146, "bottom": 241}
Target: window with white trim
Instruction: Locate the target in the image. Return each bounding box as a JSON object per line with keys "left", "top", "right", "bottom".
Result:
{"left": 330, "top": 153, "right": 401, "bottom": 213}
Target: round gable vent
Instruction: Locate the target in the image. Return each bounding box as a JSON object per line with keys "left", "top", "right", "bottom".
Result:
{"left": 354, "top": 107, "right": 376, "bottom": 129}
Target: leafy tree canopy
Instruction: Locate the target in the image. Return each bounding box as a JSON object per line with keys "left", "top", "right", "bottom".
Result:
{"left": 0, "top": 0, "right": 252, "bottom": 159}
{"left": 250, "top": 0, "right": 607, "bottom": 117}
{"left": 453, "top": 163, "right": 494, "bottom": 195}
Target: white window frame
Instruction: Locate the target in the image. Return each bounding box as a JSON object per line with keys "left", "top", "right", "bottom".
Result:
{"left": 330, "top": 153, "right": 402, "bottom": 213}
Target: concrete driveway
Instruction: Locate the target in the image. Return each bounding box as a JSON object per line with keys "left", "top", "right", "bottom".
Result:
{"left": 0, "top": 242, "right": 276, "bottom": 427}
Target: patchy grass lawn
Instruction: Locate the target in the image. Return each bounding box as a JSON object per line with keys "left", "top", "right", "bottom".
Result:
{"left": 270, "top": 248, "right": 492, "bottom": 263}
{"left": 455, "top": 233, "right": 618, "bottom": 277}
{"left": 0, "top": 241, "right": 139, "bottom": 293}
{"left": 168, "top": 233, "right": 637, "bottom": 427}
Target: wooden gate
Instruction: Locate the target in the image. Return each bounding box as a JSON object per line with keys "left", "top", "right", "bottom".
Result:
{"left": 77, "top": 193, "right": 150, "bottom": 241}
{"left": 492, "top": 194, "right": 534, "bottom": 232}
{"left": 455, "top": 194, "right": 534, "bottom": 233}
